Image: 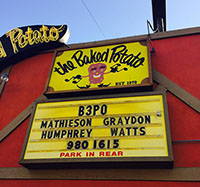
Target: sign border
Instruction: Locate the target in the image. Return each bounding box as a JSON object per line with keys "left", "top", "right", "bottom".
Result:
{"left": 19, "top": 91, "right": 173, "bottom": 168}
{"left": 44, "top": 39, "right": 153, "bottom": 98}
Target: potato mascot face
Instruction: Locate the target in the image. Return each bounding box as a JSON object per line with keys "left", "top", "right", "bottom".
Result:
{"left": 88, "top": 63, "right": 107, "bottom": 84}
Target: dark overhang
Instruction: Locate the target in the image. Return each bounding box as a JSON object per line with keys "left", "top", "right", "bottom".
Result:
{"left": 152, "top": 0, "right": 166, "bottom": 32}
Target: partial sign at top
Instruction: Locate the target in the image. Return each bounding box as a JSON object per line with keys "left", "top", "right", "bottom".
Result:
{"left": 0, "top": 25, "right": 69, "bottom": 71}
{"left": 45, "top": 40, "right": 152, "bottom": 96}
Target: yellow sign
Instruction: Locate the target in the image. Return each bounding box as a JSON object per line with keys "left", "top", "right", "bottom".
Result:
{"left": 46, "top": 41, "right": 152, "bottom": 94}
{"left": 20, "top": 93, "right": 173, "bottom": 164}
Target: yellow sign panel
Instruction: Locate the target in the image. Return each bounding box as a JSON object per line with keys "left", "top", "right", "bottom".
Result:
{"left": 21, "top": 93, "right": 172, "bottom": 163}
{"left": 46, "top": 41, "right": 152, "bottom": 94}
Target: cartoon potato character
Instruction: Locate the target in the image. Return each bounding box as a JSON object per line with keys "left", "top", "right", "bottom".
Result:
{"left": 88, "top": 63, "right": 107, "bottom": 84}
{"left": 65, "top": 63, "right": 128, "bottom": 89}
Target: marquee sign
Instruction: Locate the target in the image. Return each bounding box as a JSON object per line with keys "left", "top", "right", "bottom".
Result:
{"left": 19, "top": 92, "right": 173, "bottom": 168}
{"left": 45, "top": 40, "right": 152, "bottom": 96}
{"left": 0, "top": 25, "right": 69, "bottom": 71}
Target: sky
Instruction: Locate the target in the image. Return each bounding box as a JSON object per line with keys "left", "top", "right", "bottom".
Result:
{"left": 0, "top": 0, "right": 200, "bottom": 44}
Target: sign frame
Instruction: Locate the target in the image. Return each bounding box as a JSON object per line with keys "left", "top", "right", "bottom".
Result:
{"left": 19, "top": 91, "right": 173, "bottom": 168}
{"left": 44, "top": 40, "right": 153, "bottom": 98}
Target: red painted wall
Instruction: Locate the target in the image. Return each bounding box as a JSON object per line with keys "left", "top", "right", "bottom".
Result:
{"left": 1, "top": 180, "right": 200, "bottom": 187}
{"left": 152, "top": 35, "right": 200, "bottom": 167}
{"left": 0, "top": 34, "right": 200, "bottom": 186}
{"left": 0, "top": 53, "right": 54, "bottom": 131}
{"left": 0, "top": 53, "right": 54, "bottom": 167}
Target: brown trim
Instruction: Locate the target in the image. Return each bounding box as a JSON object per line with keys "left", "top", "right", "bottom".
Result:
{"left": 147, "top": 39, "right": 153, "bottom": 85}
{"left": 0, "top": 104, "right": 33, "bottom": 142}
{"left": 0, "top": 95, "right": 47, "bottom": 142}
{"left": 155, "top": 84, "right": 167, "bottom": 92}
{"left": 45, "top": 27, "right": 200, "bottom": 53}
{"left": 0, "top": 167, "right": 200, "bottom": 181}
{"left": 162, "top": 91, "right": 173, "bottom": 163}
{"left": 150, "top": 27, "right": 200, "bottom": 40}
{"left": 153, "top": 69, "right": 200, "bottom": 114}
{"left": 0, "top": 66, "right": 12, "bottom": 97}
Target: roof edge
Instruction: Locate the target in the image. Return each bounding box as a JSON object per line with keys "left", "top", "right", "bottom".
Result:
{"left": 45, "top": 27, "right": 200, "bottom": 52}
